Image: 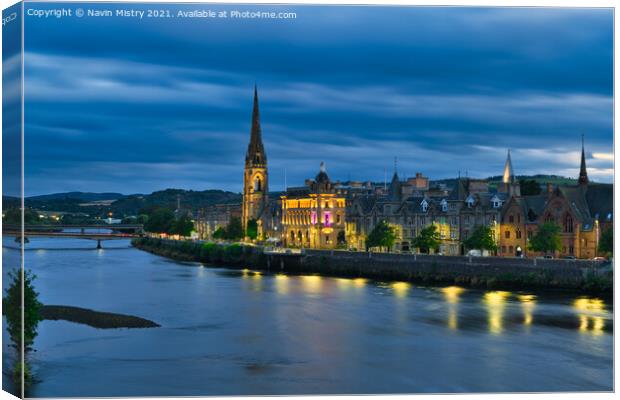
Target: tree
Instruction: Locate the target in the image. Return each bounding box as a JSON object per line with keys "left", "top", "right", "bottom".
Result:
{"left": 144, "top": 207, "right": 175, "bottom": 233}
{"left": 246, "top": 219, "right": 258, "bottom": 240}
{"left": 170, "top": 213, "right": 194, "bottom": 237}
{"left": 463, "top": 225, "right": 498, "bottom": 252}
{"left": 3, "top": 269, "right": 42, "bottom": 390}
{"left": 224, "top": 217, "right": 244, "bottom": 241}
{"left": 3, "top": 208, "right": 40, "bottom": 225}
{"left": 366, "top": 220, "right": 397, "bottom": 251}
{"left": 412, "top": 224, "right": 441, "bottom": 254}
{"left": 213, "top": 226, "right": 226, "bottom": 240}
{"left": 519, "top": 179, "right": 542, "bottom": 196}
{"left": 598, "top": 227, "right": 613, "bottom": 256}
{"left": 528, "top": 222, "right": 561, "bottom": 255}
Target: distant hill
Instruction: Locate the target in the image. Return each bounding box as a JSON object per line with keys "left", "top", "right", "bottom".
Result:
{"left": 432, "top": 174, "right": 579, "bottom": 189}
{"left": 6, "top": 189, "right": 242, "bottom": 218}
{"left": 28, "top": 192, "right": 125, "bottom": 201}
{"left": 111, "top": 189, "right": 241, "bottom": 216}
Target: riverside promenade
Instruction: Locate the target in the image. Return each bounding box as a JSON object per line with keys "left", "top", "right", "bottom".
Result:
{"left": 132, "top": 237, "right": 612, "bottom": 293}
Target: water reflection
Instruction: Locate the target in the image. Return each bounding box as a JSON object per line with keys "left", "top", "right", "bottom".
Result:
{"left": 274, "top": 274, "right": 289, "bottom": 295}
{"left": 518, "top": 294, "right": 536, "bottom": 326}
{"left": 391, "top": 282, "right": 411, "bottom": 299}
{"left": 483, "top": 291, "right": 510, "bottom": 335}
{"left": 442, "top": 286, "right": 464, "bottom": 330}
{"left": 574, "top": 298, "right": 605, "bottom": 336}
{"left": 301, "top": 275, "right": 323, "bottom": 294}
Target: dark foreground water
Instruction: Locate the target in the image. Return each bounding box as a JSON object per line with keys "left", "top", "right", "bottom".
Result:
{"left": 2, "top": 236, "right": 613, "bottom": 397}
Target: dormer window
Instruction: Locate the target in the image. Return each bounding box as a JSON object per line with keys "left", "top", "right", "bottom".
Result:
{"left": 440, "top": 199, "right": 448, "bottom": 212}
{"left": 466, "top": 195, "right": 475, "bottom": 208}
{"left": 421, "top": 199, "right": 429, "bottom": 213}
{"left": 491, "top": 195, "right": 501, "bottom": 209}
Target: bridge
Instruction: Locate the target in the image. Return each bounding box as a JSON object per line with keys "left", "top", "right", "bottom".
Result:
{"left": 3, "top": 224, "right": 144, "bottom": 249}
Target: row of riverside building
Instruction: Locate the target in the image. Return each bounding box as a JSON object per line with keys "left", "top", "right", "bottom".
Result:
{"left": 195, "top": 87, "right": 613, "bottom": 259}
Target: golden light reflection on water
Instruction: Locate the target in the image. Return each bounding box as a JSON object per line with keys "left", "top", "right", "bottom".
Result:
{"left": 241, "top": 268, "right": 262, "bottom": 279}
{"left": 518, "top": 294, "right": 536, "bottom": 326}
{"left": 574, "top": 297, "right": 606, "bottom": 335}
{"left": 274, "top": 274, "right": 289, "bottom": 295}
{"left": 352, "top": 278, "right": 367, "bottom": 288}
{"left": 301, "top": 275, "right": 323, "bottom": 294}
{"left": 391, "top": 282, "right": 411, "bottom": 298}
{"left": 483, "top": 291, "right": 510, "bottom": 335}
{"left": 442, "top": 286, "right": 464, "bottom": 330}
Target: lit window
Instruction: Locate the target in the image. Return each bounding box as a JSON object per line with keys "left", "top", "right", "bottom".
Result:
{"left": 324, "top": 212, "right": 332, "bottom": 227}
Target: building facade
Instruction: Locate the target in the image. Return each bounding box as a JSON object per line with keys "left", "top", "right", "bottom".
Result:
{"left": 281, "top": 163, "right": 346, "bottom": 249}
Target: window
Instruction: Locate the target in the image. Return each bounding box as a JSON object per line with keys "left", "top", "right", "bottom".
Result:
{"left": 505, "top": 230, "right": 510, "bottom": 239}
{"left": 509, "top": 246, "right": 514, "bottom": 254}
{"left": 516, "top": 230, "right": 522, "bottom": 239}
{"left": 563, "top": 214, "right": 574, "bottom": 233}
{"left": 569, "top": 246, "right": 574, "bottom": 255}
{"left": 254, "top": 177, "right": 262, "bottom": 192}
{"left": 509, "top": 215, "right": 514, "bottom": 223}
{"left": 421, "top": 199, "right": 428, "bottom": 212}
{"left": 491, "top": 196, "right": 501, "bottom": 208}
{"left": 441, "top": 199, "right": 448, "bottom": 212}
{"left": 324, "top": 212, "right": 331, "bottom": 227}
{"left": 466, "top": 195, "right": 475, "bottom": 208}
{"left": 501, "top": 246, "right": 506, "bottom": 253}
{"left": 336, "top": 214, "right": 341, "bottom": 224}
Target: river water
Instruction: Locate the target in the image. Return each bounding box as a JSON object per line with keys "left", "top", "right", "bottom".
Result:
{"left": 2, "top": 236, "right": 613, "bottom": 397}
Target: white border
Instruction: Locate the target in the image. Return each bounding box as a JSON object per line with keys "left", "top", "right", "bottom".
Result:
{"left": 0, "top": 1, "right": 616, "bottom": 400}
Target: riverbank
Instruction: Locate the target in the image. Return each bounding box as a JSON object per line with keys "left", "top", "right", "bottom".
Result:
{"left": 40, "top": 305, "right": 160, "bottom": 329}
{"left": 131, "top": 237, "right": 612, "bottom": 294}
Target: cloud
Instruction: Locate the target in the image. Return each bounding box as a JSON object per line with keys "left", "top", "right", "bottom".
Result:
{"left": 19, "top": 6, "right": 613, "bottom": 195}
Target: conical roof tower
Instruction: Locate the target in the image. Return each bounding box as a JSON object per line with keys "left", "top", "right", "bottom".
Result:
{"left": 245, "top": 84, "right": 266, "bottom": 166}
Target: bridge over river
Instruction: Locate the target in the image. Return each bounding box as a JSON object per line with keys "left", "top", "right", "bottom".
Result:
{"left": 3, "top": 224, "right": 144, "bottom": 248}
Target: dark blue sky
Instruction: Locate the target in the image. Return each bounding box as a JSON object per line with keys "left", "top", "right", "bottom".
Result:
{"left": 21, "top": 3, "right": 613, "bottom": 196}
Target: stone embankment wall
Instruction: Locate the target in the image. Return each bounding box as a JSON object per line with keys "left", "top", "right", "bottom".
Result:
{"left": 132, "top": 238, "right": 612, "bottom": 293}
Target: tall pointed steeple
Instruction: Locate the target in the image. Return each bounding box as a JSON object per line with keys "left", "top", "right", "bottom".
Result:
{"left": 242, "top": 85, "right": 269, "bottom": 232}
{"left": 578, "top": 134, "right": 589, "bottom": 186}
{"left": 246, "top": 84, "right": 267, "bottom": 166}
{"left": 502, "top": 149, "right": 514, "bottom": 184}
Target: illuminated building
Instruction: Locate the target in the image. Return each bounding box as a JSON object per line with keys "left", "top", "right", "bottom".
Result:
{"left": 281, "top": 162, "right": 346, "bottom": 249}
{"left": 499, "top": 138, "right": 612, "bottom": 258}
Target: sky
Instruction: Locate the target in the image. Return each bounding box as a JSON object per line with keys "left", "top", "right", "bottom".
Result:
{"left": 14, "top": 3, "right": 614, "bottom": 196}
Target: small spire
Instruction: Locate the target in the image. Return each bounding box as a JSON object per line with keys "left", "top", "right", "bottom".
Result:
{"left": 578, "top": 134, "right": 589, "bottom": 185}
{"left": 502, "top": 149, "right": 514, "bottom": 184}
{"left": 320, "top": 161, "right": 326, "bottom": 173}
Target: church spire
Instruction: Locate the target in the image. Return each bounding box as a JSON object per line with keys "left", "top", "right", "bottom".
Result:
{"left": 502, "top": 149, "right": 514, "bottom": 184}
{"left": 246, "top": 84, "right": 266, "bottom": 166}
{"left": 578, "top": 134, "right": 589, "bottom": 185}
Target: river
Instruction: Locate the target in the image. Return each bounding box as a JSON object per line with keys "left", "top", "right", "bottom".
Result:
{"left": 2, "top": 236, "right": 613, "bottom": 397}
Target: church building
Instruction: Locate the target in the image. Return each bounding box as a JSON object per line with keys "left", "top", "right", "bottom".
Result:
{"left": 242, "top": 85, "right": 270, "bottom": 237}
